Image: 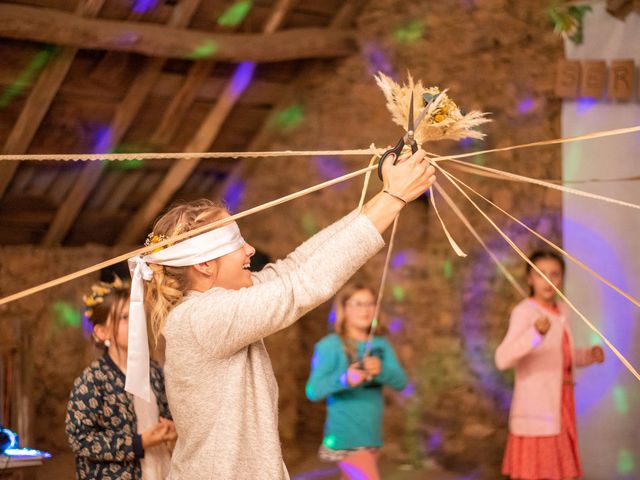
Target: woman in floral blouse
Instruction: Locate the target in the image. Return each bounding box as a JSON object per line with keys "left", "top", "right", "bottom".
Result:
{"left": 65, "top": 277, "right": 176, "bottom": 480}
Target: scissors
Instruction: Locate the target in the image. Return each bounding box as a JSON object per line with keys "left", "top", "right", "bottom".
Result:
{"left": 376, "top": 91, "right": 438, "bottom": 180}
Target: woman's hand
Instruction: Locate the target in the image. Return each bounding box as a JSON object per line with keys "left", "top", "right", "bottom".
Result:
{"left": 159, "top": 417, "right": 177, "bottom": 442}
{"left": 590, "top": 345, "right": 605, "bottom": 364}
{"left": 382, "top": 149, "right": 436, "bottom": 204}
{"left": 141, "top": 418, "right": 177, "bottom": 449}
{"left": 363, "top": 149, "right": 436, "bottom": 234}
{"left": 346, "top": 363, "right": 367, "bottom": 387}
{"left": 141, "top": 421, "right": 170, "bottom": 449}
{"left": 534, "top": 316, "right": 551, "bottom": 335}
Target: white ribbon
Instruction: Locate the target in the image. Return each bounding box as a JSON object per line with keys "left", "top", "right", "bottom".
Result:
{"left": 126, "top": 223, "right": 245, "bottom": 400}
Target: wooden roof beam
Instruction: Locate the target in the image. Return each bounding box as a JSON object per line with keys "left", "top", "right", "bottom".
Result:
{"left": 0, "top": 0, "right": 106, "bottom": 201}
{"left": 115, "top": 0, "right": 297, "bottom": 245}
{"left": 0, "top": 3, "right": 356, "bottom": 62}
{"left": 41, "top": 0, "right": 203, "bottom": 246}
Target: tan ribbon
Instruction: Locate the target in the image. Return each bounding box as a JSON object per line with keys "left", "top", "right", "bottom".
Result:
{"left": 433, "top": 162, "right": 640, "bottom": 382}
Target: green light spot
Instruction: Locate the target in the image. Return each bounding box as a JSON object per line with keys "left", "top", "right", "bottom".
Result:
{"left": 613, "top": 385, "right": 629, "bottom": 415}
{"left": 52, "top": 301, "right": 81, "bottom": 329}
{"left": 0, "top": 46, "right": 56, "bottom": 108}
{"left": 189, "top": 40, "right": 219, "bottom": 60}
{"left": 269, "top": 103, "right": 304, "bottom": 132}
{"left": 323, "top": 435, "right": 337, "bottom": 448}
{"left": 106, "top": 144, "right": 147, "bottom": 170}
{"left": 393, "top": 286, "right": 406, "bottom": 302}
{"left": 302, "top": 213, "right": 318, "bottom": 236}
{"left": 443, "top": 259, "right": 453, "bottom": 279}
{"left": 473, "top": 154, "right": 485, "bottom": 165}
{"left": 217, "top": 0, "right": 252, "bottom": 26}
{"left": 590, "top": 332, "right": 601, "bottom": 344}
{"left": 393, "top": 20, "right": 425, "bottom": 44}
{"left": 617, "top": 449, "right": 634, "bottom": 475}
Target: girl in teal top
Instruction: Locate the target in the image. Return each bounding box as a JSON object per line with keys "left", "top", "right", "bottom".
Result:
{"left": 306, "top": 282, "right": 407, "bottom": 480}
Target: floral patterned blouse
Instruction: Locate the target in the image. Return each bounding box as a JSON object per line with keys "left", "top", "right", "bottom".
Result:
{"left": 65, "top": 353, "right": 171, "bottom": 480}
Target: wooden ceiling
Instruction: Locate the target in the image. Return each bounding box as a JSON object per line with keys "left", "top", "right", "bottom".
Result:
{"left": 0, "top": 0, "right": 366, "bottom": 246}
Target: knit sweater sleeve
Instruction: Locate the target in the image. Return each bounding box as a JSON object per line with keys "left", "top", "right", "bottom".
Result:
{"left": 495, "top": 301, "right": 545, "bottom": 370}
{"left": 251, "top": 210, "right": 360, "bottom": 284}
{"left": 185, "top": 213, "right": 384, "bottom": 358}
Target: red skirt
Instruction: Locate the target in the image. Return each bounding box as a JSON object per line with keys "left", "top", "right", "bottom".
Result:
{"left": 502, "top": 332, "right": 581, "bottom": 479}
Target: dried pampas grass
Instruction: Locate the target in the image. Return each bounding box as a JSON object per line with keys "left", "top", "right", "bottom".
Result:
{"left": 374, "top": 72, "right": 491, "bottom": 143}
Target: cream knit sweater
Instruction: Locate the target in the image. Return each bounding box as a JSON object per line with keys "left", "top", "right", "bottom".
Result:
{"left": 163, "top": 211, "right": 384, "bottom": 479}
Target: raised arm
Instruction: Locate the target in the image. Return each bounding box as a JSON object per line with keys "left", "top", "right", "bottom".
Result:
{"left": 495, "top": 304, "right": 545, "bottom": 370}
{"left": 251, "top": 209, "right": 360, "bottom": 284}
{"left": 185, "top": 150, "right": 435, "bottom": 358}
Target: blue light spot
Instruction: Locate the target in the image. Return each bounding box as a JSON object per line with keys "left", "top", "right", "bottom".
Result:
{"left": 401, "top": 382, "right": 415, "bottom": 398}
{"left": 363, "top": 42, "right": 395, "bottom": 77}
{"left": 313, "top": 156, "right": 347, "bottom": 183}
{"left": 391, "top": 251, "right": 408, "bottom": 269}
{"left": 223, "top": 179, "right": 245, "bottom": 213}
{"left": 229, "top": 61, "right": 255, "bottom": 96}
{"left": 428, "top": 429, "right": 443, "bottom": 451}
{"left": 388, "top": 317, "right": 404, "bottom": 334}
{"left": 132, "top": 0, "right": 158, "bottom": 13}
{"left": 517, "top": 96, "right": 535, "bottom": 114}
{"left": 328, "top": 307, "right": 336, "bottom": 326}
{"left": 92, "top": 126, "right": 113, "bottom": 154}
{"left": 576, "top": 97, "right": 597, "bottom": 113}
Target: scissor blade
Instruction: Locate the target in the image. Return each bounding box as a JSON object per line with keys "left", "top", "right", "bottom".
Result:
{"left": 413, "top": 106, "right": 430, "bottom": 131}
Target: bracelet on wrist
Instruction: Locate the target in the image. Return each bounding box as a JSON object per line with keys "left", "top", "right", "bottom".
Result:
{"left": 383, "top": 190, "right": 407, "bottom": 206}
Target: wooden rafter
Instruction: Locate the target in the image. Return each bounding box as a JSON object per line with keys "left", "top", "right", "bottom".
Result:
{"left": 116, "top": 0, "right": 297, "bottom": 245}
{"left": 41, "top": 0, "right": 203, "bottom": 246}
{"left": 0, "top": 0, "right": 106, "bottom": 201}
{"left": 0, "top": 3, "right": 356, "bottom": 62}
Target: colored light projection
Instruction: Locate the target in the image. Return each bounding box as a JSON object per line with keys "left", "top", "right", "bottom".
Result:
{"left": 268, "top": 103, "right": 305, "bottom": 132}
{"left": 0, "top": 47, "right": 55, "bottom": 109}
{"left": 363, "top": 42, "right": 395, "bottom": 77}
{"left": 132, "top": 0, "right": 158, "bottom": 13}
{"left": 313, "top": 156, "right": 347, "bottom": 185}
{"left": 189, "top": 40, "right": 220, "bottom": 60}
{"left": 393, "top": 19, "right": 425, "bottom": 44}
{"left": 217, "top": 1, "right": 253, "bottom": 27}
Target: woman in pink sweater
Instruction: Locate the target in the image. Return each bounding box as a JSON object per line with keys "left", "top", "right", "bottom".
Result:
{"left": 495, "top": 251, "right": 604, "bottom": 480}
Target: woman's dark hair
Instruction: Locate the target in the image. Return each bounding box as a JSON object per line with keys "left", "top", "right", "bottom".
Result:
{"left": 526, "top": 250, "right": 565, "bottom": 296}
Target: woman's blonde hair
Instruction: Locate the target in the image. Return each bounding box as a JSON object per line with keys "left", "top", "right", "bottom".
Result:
{"left": 144, "top": 199, "right": 228, "bottom": 347}
{"left": 333, "top": 282, "right": 386, "bottom": 362}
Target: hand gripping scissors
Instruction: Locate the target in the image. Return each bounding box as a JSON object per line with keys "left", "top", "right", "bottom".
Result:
{"left": 376, "top": 92, "right": 438, "bottom": 180}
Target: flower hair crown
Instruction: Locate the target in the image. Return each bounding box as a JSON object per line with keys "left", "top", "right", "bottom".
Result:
{"left": 144, "top": 231, "right": 169, "bottom": 253}
{"left": 82, "top": 275, "right": 128, "bottom": 319}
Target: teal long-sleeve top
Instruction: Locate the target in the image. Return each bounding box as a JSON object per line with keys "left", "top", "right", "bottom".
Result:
{"left": 305, "top": 334, "right": 408, "bottom": 450}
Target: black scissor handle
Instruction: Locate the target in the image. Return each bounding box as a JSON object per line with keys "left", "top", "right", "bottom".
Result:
{"left": 377, "top": 137, "right": 404, "bottom": 180}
